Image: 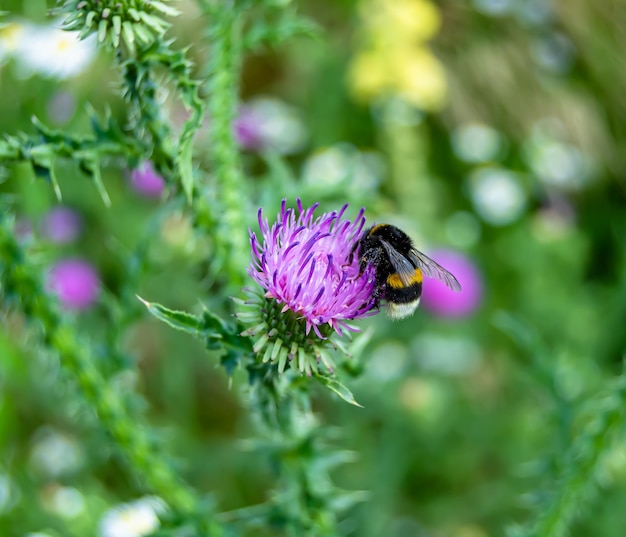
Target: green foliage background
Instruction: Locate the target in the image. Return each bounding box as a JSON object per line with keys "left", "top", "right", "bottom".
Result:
{"left": 1, "top": 1, "right": 626, "bottom": 536}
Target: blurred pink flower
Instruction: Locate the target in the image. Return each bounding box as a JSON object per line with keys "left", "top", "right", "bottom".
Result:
{"left": 46, "top": 258, "right": 100, "bottom": 311}
{"left": 421, "top": 249, "right": 483, "bottom": 318}
{"left": 233, "top": 98, "right": 307, "bottom": 155}
{"left": 129, "top": 161, "right": 165, "bottom": 198}
{"left": 234, "top": 106, "right": 264, "bottom": 150}
{"left": 41, "top": 206, "right": 82, "bottom": 244}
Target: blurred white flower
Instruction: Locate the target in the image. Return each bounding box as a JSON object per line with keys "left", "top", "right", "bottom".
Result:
{"left": 29, "top": 427, "right": 84, "bottom": 479}
{"left": 526, "top": 139, "right": 590, "bottom": 189}
{"left": 302, "top": 144, "right": 384, "bottom": 193}
{"left": 469, "top": 167, "right": 527, "bottom": 226}
{"left": 42, "top": 486, "right": 85, "bottom": 519}
{"left": 15, "top": 21, "right": 96, "bottom": 79}
{"left": 531, "top": 32, "right": 575, "bottom": 74}
{"left": 452, "top": 123, "right": 505, "bottom": 163}
{"left": 99, "top": 496, "right": 166, "bottom": 537}
{"left": 303, "top": 146, "right": 350, "bottom": 187}
{"left": 242, "top": 97, "right": 307, "bottom": 154}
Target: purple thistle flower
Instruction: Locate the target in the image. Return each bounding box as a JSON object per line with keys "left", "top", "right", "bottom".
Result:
{"left": 46, "top": 258, "right": 100, "bottom": 311}
{"left": 421, "top": 249, "right": 483, "bottom": 318}
{"left": 129, "top": 161, "right": 165, "bottom": 198}
{"left": 239, "top": 199, "right": 377, "bottom": 380}
{"left": 249, "top": 199, "right": 376, "bottom": 339}
{"left": 41, "top": 206, "right": 82, "bottom": 244}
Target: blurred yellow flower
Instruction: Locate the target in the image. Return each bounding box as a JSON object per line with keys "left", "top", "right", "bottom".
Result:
{"left": 359, "top": 0, "right": 441, "bottom": 43}
{"left": 395, "top": 48, "right": 447, "bottom": 109}
{"left": 348, "top": 50, "right": 392, "bottom": 101}
{"left": 349, "top": 0, "right": 447, "bottom": 111}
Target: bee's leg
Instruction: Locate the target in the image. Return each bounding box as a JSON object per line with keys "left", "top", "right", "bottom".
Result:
{"left": 347, "top": 240, "right": 359, "bottom": 266}
{"left": 371, "top": 282, "right": 384, "bottom": 310}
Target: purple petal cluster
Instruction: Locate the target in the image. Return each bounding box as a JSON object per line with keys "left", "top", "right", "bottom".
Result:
{"left": 249, "top": 199, "right": 376, "bottom": 338}
{"left": 129, "top": 161, "right": 165, "bottom": 198}
{"left": 421, "top": 249, "right": 483, "bottom": 318}
{"left": 46, "top": 258, "right": 100, "bottom": 311}
{"left": 41, "top": 206, "right": 82, "bottom": 244}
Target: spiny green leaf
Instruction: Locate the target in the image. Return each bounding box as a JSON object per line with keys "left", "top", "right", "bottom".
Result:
{"left": 201, "top": 308, "right": 240, "bottom": 338}
{"left": 315, "top": 375, "right": 362, "bottom": 408}
{"left": 49, "top": 160, "right": 62, "bottom": 202}
{"left": 137, "top": 296, "right": 203, "bottom": 334}
{"left": 221, "top": 349, "right": 241, "bottom": 377}
{"left": 83, "top": 160, "right": 111, "bottom": 207}
{"left": 178, "top": 136, "right": 194, "bottom": 202}
{"left": 328, "top": 490, "right": 371, "bottom": 513}
{"left": 137, "top": 298, "right": 253, "bottom": 374}
{"left": 177, "top": 93, "right": 204, "bottom": 203}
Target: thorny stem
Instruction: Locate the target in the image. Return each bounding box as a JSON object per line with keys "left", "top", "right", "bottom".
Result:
{"left": 123, "top": 49, "right": 177, "bottom": 179}
{"left": 251, "top": 374, "right": 342, "bottom": 536}
{"left": 204, "top": 4, "right": 249, "bottom": 285}
{"left": 0, "top": 215, "right": 198, "bottom": 516}
{"left": 517, "top": 375, "right": 626, "bottom": 537}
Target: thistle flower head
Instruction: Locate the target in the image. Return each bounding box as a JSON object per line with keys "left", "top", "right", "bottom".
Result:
{"left": 239, "top": 199, "right": 376, "bottom": 375}
{"left": 250, "top": 199, "right": 375, "bottom": 337}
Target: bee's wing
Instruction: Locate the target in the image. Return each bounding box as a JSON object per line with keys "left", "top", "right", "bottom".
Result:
{"left": 409, "top": 248, "right": 462, "bottom": 292}
{"left": 380, "top": 240, "right": 418, "bottom": 286}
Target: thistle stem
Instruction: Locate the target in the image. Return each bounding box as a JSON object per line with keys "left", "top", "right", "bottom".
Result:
{"left": 0, "top": 215, "right": 197, "bottom": 516}
{"left": 205, "top": 5, "right": 249, "bottom": 285}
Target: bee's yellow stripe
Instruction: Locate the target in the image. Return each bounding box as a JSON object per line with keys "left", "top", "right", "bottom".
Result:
{"left": 387, "top": 269, "right": 423, "bottom": 289}
{"left": 369, "top": 224, "right": 387, "bottom": 234}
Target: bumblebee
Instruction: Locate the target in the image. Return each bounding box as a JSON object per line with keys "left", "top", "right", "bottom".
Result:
{"left": 350, "top": 224, "right": 462, "bottom": 319}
